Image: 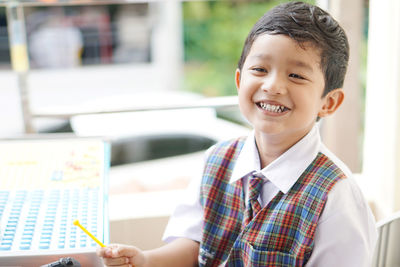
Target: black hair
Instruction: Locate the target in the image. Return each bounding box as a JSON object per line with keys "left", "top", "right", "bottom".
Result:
{"left": 237, "top": 1, "right": 349, "bottom": 96}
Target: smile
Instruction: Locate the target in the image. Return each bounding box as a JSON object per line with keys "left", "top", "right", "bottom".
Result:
{"left": 257, "top": 102, "right": 290, "bottom": 113}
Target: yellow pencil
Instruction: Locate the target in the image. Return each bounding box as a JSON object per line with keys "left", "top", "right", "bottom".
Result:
{"left": 73, "top": 219, "right": 106, "bottom": 247}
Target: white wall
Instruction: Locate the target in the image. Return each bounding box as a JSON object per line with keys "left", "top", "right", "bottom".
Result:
{"left": 318, "top": 0, "right": 363, "bottom": 173}
{"left": 363, "top": 0, "right": 400, "bottom": 219}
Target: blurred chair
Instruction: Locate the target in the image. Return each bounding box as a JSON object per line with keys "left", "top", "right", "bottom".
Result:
{"left": 372, "top": 211, "right": 400, "bottom": 267}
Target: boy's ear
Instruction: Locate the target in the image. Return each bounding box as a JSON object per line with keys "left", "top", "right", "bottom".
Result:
{"left": 318, "top": 88, "right": 345, "bottom": 118}
{"left": 235, "top": 69, "right": 241, "bottom": 91}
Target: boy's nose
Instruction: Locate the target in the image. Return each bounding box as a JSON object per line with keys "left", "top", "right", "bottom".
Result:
{"left": 261, "top": 74, "right": 286, "bottom": 94}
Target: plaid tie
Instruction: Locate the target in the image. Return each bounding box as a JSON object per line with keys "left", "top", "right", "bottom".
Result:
{"left": 244, "top": 173, "right": 264, "bottom": 225}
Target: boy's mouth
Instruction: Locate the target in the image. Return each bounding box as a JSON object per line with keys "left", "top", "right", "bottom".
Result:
{"left": 256, "top": 101, "right": 290, "bottom": 113}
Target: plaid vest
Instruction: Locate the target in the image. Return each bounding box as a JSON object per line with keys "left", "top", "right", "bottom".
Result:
{"left": 199, "top": 137, "right": 346, "bottom": 267}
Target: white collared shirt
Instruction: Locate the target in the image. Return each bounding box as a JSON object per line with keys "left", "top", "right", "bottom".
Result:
{"left": 163, "top": 125, "right": 377, "bottom": 267}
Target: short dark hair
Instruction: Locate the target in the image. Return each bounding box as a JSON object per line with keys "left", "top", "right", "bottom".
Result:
{"left": 237, "top": 1, "right": 349, "bottom": 96}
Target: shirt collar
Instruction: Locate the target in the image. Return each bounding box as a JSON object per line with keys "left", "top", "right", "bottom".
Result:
{"left": 230, "top": 124, "right": 321, "bottom": 194}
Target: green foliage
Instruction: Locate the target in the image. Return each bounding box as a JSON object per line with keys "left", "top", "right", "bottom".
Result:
{"left": 182, "top": 0, "right": 315, "bottom": 96}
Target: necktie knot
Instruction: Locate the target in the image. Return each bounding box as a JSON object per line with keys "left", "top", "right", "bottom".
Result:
{"left": 244, "top": 173, "right": 264, "bottom": 225}
{"left": 248, "top": 174, "right": 264, "bottom": 202}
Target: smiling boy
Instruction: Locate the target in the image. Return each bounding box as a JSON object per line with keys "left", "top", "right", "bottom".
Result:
{"left": 98, "top": 2, "right": 377, "bottom": 266}
{"left": 236, "top": 33, "right": 337, "bottom": 167}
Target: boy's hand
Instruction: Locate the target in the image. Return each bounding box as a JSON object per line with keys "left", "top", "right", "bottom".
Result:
{"left": 97, "top": 244, "right": 146, "bottom": 267}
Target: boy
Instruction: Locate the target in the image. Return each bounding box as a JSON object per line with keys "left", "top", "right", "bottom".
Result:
{"left": 97, "top": 2, "right": 377, "bottom": 266}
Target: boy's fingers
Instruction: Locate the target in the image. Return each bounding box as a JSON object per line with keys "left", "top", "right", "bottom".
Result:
{"left": 102, "top": 256, "right": 130, "bottom": 266}
{"left": 96, "top": 246, "right": 109, "bottom": 257}
{"left": 98, "top": 247, "right": 115, "bottom": 258}
{"left": 97, "top": 244, "right": 124, "bottom": 258}
{"left": 103, "top": 264, "right": 132, "bottom": 267}
{"left": 97, "top": 244, "right": 143, "bottom": 266}
{"left": 115, "top": 245, "right": 140, "bottom": 257}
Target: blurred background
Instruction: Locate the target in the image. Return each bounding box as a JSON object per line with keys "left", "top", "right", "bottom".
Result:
{"left": 0, "top": 0, "right": 399, "bottom": 250}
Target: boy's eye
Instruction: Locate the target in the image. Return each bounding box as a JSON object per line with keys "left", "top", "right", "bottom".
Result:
{"left": 252, "top": 67, "right": 267, "bottom": 73}
{"left": 289, "top": 73, "right": 304, "bottom": 79}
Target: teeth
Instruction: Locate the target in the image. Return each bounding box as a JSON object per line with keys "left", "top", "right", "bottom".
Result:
{"left": 259, "top": 102, "right": 286, "bottom": 113}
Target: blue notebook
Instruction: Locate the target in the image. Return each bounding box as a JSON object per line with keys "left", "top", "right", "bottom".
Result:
{"left": 0, "top": 137, "right": 110, "bottom": 266}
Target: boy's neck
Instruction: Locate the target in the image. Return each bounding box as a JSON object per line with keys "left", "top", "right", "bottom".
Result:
{"left": 254, "top": 130, "right": 310, "bottom": 169}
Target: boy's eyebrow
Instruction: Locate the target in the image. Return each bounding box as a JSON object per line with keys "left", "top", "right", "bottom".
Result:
{"left": 249, "top": 54, "right": 272, "bottom": 61}
{"left": 249, "top": 54, "right": 315, "bottom": 73}
{"left": 287, "top": 59, "right": 314, "bottom": 73}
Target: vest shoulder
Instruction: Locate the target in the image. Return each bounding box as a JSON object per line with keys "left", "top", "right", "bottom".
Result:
{"left": 201, "top": 137, "right": 246, "bottom": 185}
{"left": 315, "top": 152, "right": 348, "bottom": 179}
{"left": 208, "top": 136, "right": 247, "bottom": 156}
{"left": 301, "top": 152, "right": 348, "bottom": 193}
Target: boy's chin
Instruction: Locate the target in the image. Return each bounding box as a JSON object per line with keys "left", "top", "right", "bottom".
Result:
{"left": 253, "top": 125, "right": 286, "bottom": 136}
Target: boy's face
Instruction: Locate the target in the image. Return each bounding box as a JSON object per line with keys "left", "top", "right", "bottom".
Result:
{"left": 236, "top": 34, "right": 343, "bottom": 145}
